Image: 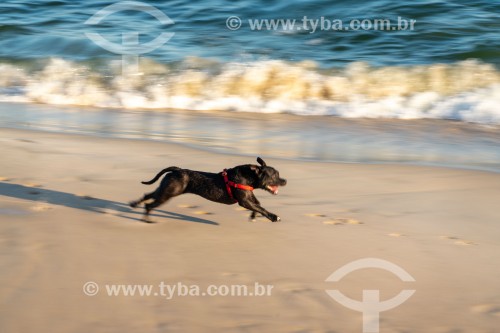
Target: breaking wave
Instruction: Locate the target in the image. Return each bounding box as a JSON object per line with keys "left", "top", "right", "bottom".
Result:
{"left": 1, "top": 57, "right": 500, "bottom": 124}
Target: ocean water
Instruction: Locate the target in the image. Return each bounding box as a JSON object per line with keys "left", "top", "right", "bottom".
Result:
{"left": 0, "top": 0, "right": 499, "bottom": 124}
{"left": 1, "top": 0, "right": 500, "bottom": 171}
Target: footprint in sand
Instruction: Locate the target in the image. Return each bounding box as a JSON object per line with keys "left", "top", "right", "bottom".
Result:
{"left": 322, "top": 220, "right": 343, "bottom": 225}
{"left": 471, "top": 304, "right": 500, "bottom": 316}
{"left": 454, "top": 240, "right": 476, "bottom": 246}
{"left": 30, "top": 204, "right": 53, "bottom": 212}
{"left": 178, "top": 204, "right": 199, "bottom": 209}
{"left": 0, "top": 177, "right": 12, "bottom": 182}
{"left": 23, "top": 182, "right": 43, "bottom": 188}
{"left": 388, "top": 232, "right": 405, "bottom": 237}
{"left": 305, "top": 213, "right": 327, "bottom": 218}
{"left": 439, "top": 236, "right": 458, "bottom": 240}
{"left": 439, "top": 236, "right": 476, "bottom": 246}
{"left": 177, "top": 204, "right": 213, "bottom": 215}
{"left": 305, "top": 213, "right": 362, "bottom": 226}
{"left": 322, "top": 218, "right": 363, "bottom": 226}
{"left": 193, "top": 211, "right": 214, "bottom": 215}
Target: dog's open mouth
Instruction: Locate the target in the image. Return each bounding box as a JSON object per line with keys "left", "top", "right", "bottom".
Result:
{"left": 266, "top": 185, "right": 279, "bottom": 195}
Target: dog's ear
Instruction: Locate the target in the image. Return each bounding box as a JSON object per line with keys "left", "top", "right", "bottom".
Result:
{"left": 250, "top": 165, "right": 261, "bottom": 174}
{"left": 257, "top": 157, "right": 267, "bottom": 167}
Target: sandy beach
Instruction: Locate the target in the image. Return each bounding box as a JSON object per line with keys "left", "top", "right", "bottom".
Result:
{"left": 1, "top": 0, "right": 499, "bottom": 331}
{"left": 0, "top": 128, "right": 499, "bottom": 332}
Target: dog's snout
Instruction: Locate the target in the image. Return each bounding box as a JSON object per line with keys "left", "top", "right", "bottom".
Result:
{"left": 280, "top": 178, "right": 287, "bottom": 186}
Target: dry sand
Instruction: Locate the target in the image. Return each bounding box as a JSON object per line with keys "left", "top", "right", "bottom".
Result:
{"left": 0, "top": 128, "right": 499, "bottom": 333}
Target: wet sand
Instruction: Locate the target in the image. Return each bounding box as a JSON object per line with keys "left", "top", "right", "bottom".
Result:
{"left": 0, "top": 128, "right": 499, "bottom": 333}
{"left": 2, "top": 102, "right": 500, "bottom": 172}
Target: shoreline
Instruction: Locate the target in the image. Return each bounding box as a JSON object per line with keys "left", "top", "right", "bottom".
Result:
{"left": 2, "top": 102, "right": 500, "bottom": 173}
{"left": 1, "top": 128, "right": 499, "bottom": 332}
{"left": 3, "top": 126, "right": 500, "bottom": 177}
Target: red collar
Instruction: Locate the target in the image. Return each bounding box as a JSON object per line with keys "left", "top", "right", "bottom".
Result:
{"left": 222, "top": 169, "right": 254, "bottom": 201}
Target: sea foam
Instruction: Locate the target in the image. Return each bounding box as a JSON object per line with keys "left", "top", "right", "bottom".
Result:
{"left": 0, "top": 58, "right": 499, "bottom": 124}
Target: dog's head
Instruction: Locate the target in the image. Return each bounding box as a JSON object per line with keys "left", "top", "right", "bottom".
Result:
{"left": 251, "top": 157, "right": 287, "bottom": 195}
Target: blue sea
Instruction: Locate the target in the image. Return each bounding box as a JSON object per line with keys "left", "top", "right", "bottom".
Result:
{"left": 1, "top": 0, "right": 500, "bottom": 169}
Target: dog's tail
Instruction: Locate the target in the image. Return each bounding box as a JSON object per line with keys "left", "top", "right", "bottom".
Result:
{"left": 141, "top": 167, "right": 181, "bottom": 185}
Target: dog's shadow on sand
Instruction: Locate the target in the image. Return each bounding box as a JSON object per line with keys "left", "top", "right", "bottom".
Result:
{"left": 0, "top": 182, "right": 218, "bottom": 225}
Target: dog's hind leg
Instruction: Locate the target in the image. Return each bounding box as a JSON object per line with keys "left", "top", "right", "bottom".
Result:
{"left": 129, "top": 191, "right": 156, "bottom": 208}
{"left": 143, "top": 198, "right": 168, "bottom": 222}
{"left": 142, "top": 174, "right": 187, "bottom": 222}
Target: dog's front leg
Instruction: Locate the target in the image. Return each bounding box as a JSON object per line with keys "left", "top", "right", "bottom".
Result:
{"left": 249, "top": 210, "right": 258, "bottom": 221}
{"left": 238, "top": 196, "right": 280, "bottom": 222}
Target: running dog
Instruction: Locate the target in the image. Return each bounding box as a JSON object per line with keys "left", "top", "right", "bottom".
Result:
{"left": 129, "top": 157, "right": 287, "bottom": 222}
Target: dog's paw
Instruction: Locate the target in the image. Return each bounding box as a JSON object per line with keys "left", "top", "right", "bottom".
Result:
{"left": 270, "top": 214, "right": 281, "bottom": 222}
{"left": 129, "top": 201, "right": 139, "bottom": 208}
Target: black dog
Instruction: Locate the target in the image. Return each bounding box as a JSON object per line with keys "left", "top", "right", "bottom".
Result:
{"left": 129, "top": 157, "right": 287, "bottom": 222}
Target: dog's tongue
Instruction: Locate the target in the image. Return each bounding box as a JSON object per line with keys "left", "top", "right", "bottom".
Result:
{"left": 269, "top": 185, "right": 279, "bottom": 195}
